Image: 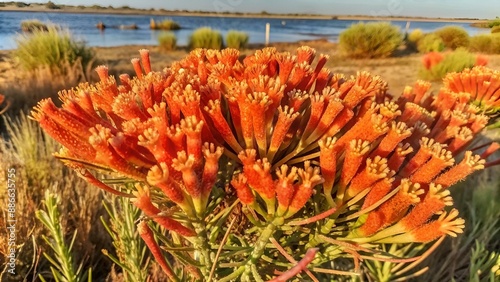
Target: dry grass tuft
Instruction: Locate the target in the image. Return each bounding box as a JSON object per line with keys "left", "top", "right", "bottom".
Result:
{"left": 0, "top": 114, "right": 110, "bottom": 280}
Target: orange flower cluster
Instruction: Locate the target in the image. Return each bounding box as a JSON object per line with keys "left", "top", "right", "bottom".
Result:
{"left": 32, "top": 49, "right": 225, "bottom": 236}
{"left": 444, "top": 66, "right": 500, "bottom": 116}
{"left": 31, "top": 47, "right": 500, "bottom": 275}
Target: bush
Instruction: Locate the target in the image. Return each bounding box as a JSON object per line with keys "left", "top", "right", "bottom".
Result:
{"left": 407, "top": 28, "right": 424, "bottom": 44}
{"left": 188, "top": 27, "right": 223, "bottom": 50}
{"left": 225, "top": 30, "right": 249, "bottom": 50}
{"left": 45, "top": 1, "right": 60, "bottom": 9}
{"left": 150, "top": 18, "right": 180, "bottom": 30}
{"left": 417, "top": 33, "right": 445, "bottom": 53}
{"left": 12, "top": 26, "right": 95, "bottom": 74}
{"left": 488, "top": 18, "right": 500, "bottom": 28}
{"left": 491, "top": 25, "right": 500, "bottom": 34}
{"left": 20, "top": 19, "right": 48, "bottom": 32}
{"left": 419, "top": 48, "right": 478, "bottom": 80}
{"left": 158, "top": 32, "right": 177, "bottom": 51}
{"left": 338, "top": 22, "right": 403, "bottom": 58}
{"left": 406, "top": 28, "right": 424, "bottom": 52}
{"left": 469, "top": 34, "right": 500, "bottom": 54}
{"left": 434, "top": 26, "right": 470, "bottom": 50}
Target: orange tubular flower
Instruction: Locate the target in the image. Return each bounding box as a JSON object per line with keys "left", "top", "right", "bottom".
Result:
{"left": 370, "top": 121, "right": 413, "bottom": 158}
{"left": 133, "top": 185, "right": 195, "bottom": 237}
{"left": 276, "top": 165, "right": 300, "bottom": 215}
{"left": 137, "top": 221, "right": 177, "bottom": 280}
{"left": 410, "top": 143, "right": 454, "bottom": 184}
{"left": 231, "top": 174, "right": 255, "bottom": 205}
{"left": 285, "top": 161, "right": 324, "bottom": 218}
{"left": 368, "top": 183, "right": 452, "bottom": 241}
{"left": 387, "top": 143, "right": 413, "bottom": 172}
{"left": 238, "top": 149, "right": 275, "bottom": 201}
{"left": 357, "top": 179, "right": 423, "bottom": 237}
{"left": 434, "top": 151, "right": 485, "bottom": 188}
{"left": 345, "top": 156, "right": 391, "bottom": 200}
{"left": 361, "top": 174, "right": 395, "bottom": 210}
{"left": 336, "top": 139, "right": 371, "bottom": 204}
{"left": 319, "top": 137, "right": 338, "bottom": 206}
{"left": 378, "top": 209, "right": 465, "bottom": 243}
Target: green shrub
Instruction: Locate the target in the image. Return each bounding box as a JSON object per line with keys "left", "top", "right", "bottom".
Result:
{"left": 225, "top": 30, "right": 249, "bottom": 50}
{"left": 419, "top": 48, "right": 477, "bottom": 80}
{"left": 417, "top": 33, "right": 445, "bottom": 53}
{"left": 469, "top": 34, "right": 491, "bottom": 52}
{"left": 406, "top": 28, "right": 424, "bottom": 51}
{"left": 408, "top": 28, "right": 424, "bottom": 44}
{"left": 12, "top": 26, "right": 95, "bottom": 74}
{"left": 45, "top": 1, "right": 60, "bottom": 9}
{"left": 338, "top": 22, "right": 403, "bottom": 58}
{"left": 434, "top": 25, "right": 470, "bottom": 50}
{"left": 469, "top": 34, "right": 492, "bottom": 53}
{"left": 491, "top": 25, "right": 500, "bottom": 34}
{"left": 488, "top": 18, "right": 500, "bottom": 28}
{"left": 188, "top": 27, "right": 223, "bottom": 50}
{"left": 20, "top": 19, "right": 48, "bottom": 32}
{"left": 469, "top": 34, "right": 500, "bottom": 54}
{"left": 158, "top": 32, "right": 177, "bottom": 51}
{"left": 150, "top": 18, "right": 181, "bottom": 30}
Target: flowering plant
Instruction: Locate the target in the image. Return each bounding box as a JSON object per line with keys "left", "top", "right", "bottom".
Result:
{"left": 32, "top": 47, "right": 500, "bottom": 281}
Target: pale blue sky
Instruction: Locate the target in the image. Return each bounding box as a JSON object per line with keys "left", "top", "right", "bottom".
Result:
{"left": 19, "top": 0, "right": 498, "bottom": 19}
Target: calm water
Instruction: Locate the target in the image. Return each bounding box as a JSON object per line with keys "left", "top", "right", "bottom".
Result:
{"left": 0, "top": 11, "right": 489, "bottom": 50}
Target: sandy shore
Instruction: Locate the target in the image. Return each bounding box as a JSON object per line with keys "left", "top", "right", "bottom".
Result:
{"left": 0, "top": 4, "right": 487, "bottom": 22}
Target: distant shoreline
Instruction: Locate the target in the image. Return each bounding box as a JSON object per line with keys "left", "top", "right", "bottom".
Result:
{"left": 0, "top": 4, "right": 485, "bottom": 23}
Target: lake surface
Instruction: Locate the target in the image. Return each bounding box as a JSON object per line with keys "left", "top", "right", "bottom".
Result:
{"left": 0, "top": 11, "right": 490, "bottom": 50}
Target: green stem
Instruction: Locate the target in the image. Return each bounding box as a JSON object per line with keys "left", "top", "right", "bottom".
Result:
{"left": 241, "top": 221, "right": 278, "bottom": 281}
{"left": 191, "top": 220, "right": 212, "bottom": 279}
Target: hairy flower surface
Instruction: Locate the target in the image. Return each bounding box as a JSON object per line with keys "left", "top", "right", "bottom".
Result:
{"left": 32, "top": 47, "right": 500, "bottom": 281}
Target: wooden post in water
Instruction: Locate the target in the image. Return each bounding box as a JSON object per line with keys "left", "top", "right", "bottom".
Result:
{"left": 405, "top": 21, "right": 411, "bottom": 34}
{"left": 265, "top": 23, "right": 270, "bottom": 46}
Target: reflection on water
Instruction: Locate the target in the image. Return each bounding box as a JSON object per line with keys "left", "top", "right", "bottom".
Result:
{"left": 0, "top": 11, "right": 487, "bottom": 50}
